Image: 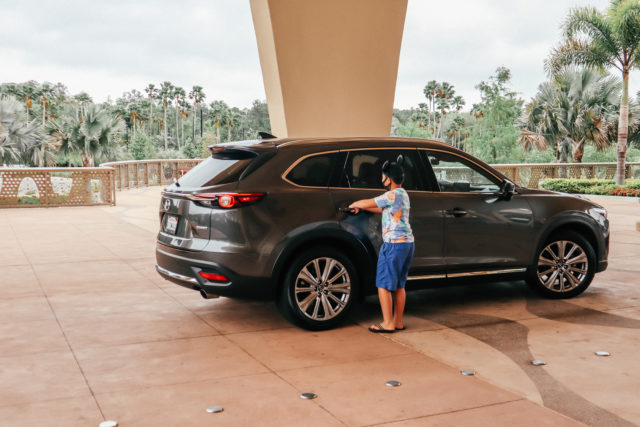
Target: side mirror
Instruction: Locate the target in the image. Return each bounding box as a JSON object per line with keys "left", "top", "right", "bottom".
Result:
{"left": 499, "top": 180, "right": 515, "bottom": 201}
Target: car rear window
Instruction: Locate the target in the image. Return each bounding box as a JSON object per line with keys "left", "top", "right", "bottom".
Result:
{"left": 178, "top": 151, "right": 256, "bottom": 188}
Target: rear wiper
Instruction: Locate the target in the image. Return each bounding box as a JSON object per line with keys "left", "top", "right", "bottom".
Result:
{"left": 173, "top": 177, "right": 181, "bottom": 187}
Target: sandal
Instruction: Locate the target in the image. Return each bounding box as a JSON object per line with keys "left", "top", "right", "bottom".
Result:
{"left": 368, "top": 323, "right": 395, "bottom": 333}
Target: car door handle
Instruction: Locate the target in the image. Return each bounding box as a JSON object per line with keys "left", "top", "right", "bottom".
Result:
{"left": 445, "top": 208, "right": 468, "bottom": 218}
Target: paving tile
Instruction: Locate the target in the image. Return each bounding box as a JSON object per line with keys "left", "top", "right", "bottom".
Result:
{"left": 62, "top": 314, "right": 218, "bottom": 349}
{"left": 0, "top": 296, "right": 56, "bottom": 323}
{"left": 47, "top": 288, "right": 184, "bottom": 327}
{"left": 76, "top": 336, "right": 268, "bottom": 394}
{"left": 379, "top": 399, "right": 581, "bottom": 426}
{"left": 181, "top": 297, "right": 293, "bottom": 334}
{"left": 0, "top": 396, "right": 102, "bottom": 427}
{"left": 0, "top": 351, "right": 90, "bottom": 407}
{"left": 0, "top": 264, "right": 42, "bottom": 299}
{"left": 279, "top": 353, "right": 519, "bottom": 426}
{"left": 95, "top": 373, "right": 341, "bottom": 427}
{"left": 32, "top": 259, "right": 153, "bottom": 296}
{"left": 0, "top": 318, "right": 68, "bottom": 357}
{"left": 228, "top": 325, "right": 413, "bottom": 372}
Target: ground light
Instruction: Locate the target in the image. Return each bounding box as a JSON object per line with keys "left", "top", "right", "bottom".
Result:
{"left": 460, "top": 370, "right": 476, "bottom": 376}
{"left": 531, "top": 360, "right": 547, "bottom": 366}
{"left": 385, "top": 380, "right": 401, "bottom": 387}
{"left": 206, "top": 406, "right": 224, "bottom": 413}
{"left": 300, "top": 392, "right": 317, "bottom": 399}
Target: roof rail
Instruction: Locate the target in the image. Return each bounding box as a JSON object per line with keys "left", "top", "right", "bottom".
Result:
{"left": 258, "top": 132, "right": 277, "bottom": 140}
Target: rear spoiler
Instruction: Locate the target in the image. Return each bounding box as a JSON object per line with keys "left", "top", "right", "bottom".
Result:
{"left": 206, "top": 144, "right": 276, "bottom": 181}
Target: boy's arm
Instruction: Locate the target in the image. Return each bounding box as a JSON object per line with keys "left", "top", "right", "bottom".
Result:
{"left": 348, "top": 198, "right": 381, "bottom": 214}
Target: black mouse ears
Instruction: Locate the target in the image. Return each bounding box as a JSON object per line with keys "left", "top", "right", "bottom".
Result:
{"left": 382, "top": 160, "right": 391, "bottom": 172}
{"left": 396, "top": 154, "right": 404, "bottom": 166}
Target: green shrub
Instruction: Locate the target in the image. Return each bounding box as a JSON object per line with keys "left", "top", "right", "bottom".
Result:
{"left": 541, "top": 178, "right": 640, "bottom": 197}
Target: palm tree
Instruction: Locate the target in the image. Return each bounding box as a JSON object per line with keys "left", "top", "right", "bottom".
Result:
{"left": 0, "top": 96, "right": 51, "bottom": 166}
{"left": 50, "top": 104, "right": 125, "bottom": 167}
{"left": 189, "top": 86, "right": 205, "bottom": 141}
{"left": 209, "top": 100, "right": 229, "bottom": 144}
{"left": 423, "top": 80, "right": 439, "bottom": 132}
{"left": 158, "top": 81, "right": 174, "bottom": 150}
{"left": 173, "top": 86, "right": 185, "bottom": 148}
{"left": 546, "top": 0, "right": 640, "bottom": 184}
{"left": 144, "top": 84, "right": 157, "bottom": 135}
{"left": 520, "top": 70, "right": 619, "bottom": 164}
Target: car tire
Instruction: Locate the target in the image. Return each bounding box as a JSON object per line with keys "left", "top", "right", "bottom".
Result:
{"left": 526, "top": 230, "right": 596, "bottom": 299}
{"left": 278, "top": 246, "right": 358, "bottom": 330}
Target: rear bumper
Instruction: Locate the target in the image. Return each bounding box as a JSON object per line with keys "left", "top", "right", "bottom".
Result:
{"left": 155, "top": 244, "right": 275, "bottom": 299}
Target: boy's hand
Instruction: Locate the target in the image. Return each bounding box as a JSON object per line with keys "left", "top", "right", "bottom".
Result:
{"left": 347, "top": 203, "right": 360, "bottom": 214}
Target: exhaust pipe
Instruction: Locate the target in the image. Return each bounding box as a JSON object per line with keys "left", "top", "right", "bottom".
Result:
{"left": 199, "top": 289, "right": 219, "bottom": 299}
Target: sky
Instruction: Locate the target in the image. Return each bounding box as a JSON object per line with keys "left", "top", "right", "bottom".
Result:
{"left": 1, "top": 0, "right": 633, "bottom": 111}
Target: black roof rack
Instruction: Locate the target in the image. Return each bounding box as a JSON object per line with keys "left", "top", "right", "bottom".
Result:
{"left": 258, "top": 132, "right": 277, "bottom": 140}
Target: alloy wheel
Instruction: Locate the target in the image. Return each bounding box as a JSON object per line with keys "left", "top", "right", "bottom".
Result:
{"left": 294, "top": 257, "right": 351, "bottom": 321}
{"left": 537, "top": 240, "right": 589, "bottom": 293}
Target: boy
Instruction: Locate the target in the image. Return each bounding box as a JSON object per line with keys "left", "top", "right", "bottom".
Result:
{"left": 349, "top": 155, "right": 414, "bottom": 333}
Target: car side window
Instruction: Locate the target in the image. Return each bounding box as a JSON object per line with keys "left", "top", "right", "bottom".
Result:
{"left": 286, "top": 153, "right": 337, "bottom": 187}
{"left": 425, "top": 151, "right": 501, "bottom": 193}
{"left": 337, "top": 150, "right": 424, "bottom": 191}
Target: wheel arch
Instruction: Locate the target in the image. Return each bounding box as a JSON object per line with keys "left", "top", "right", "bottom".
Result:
{"left": 271, "top": 227, "right": 376, "bottom": 301}
{"left": 533, "top": 214, "right": 602, "bottom": 265}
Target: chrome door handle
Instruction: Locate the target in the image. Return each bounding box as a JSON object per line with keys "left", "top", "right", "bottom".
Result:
{"left": 445, "top": 208, "right": 468, "bottom": 217}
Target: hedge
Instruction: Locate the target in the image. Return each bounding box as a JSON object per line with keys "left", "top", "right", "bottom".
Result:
{"left": 540, "top": 178, "right": 640, "bottom": 197}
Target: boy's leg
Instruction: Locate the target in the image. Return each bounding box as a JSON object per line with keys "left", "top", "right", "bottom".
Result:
{"left": 393, "top": 288, "right": 406, "bottom": 329}
{"left": 377, "top": 287, "right": 395, "bottom": 330}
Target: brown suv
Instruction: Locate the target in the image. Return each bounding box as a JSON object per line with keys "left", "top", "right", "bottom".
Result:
{"left": 156, "top": 137, "right": 609, "bottom": 330}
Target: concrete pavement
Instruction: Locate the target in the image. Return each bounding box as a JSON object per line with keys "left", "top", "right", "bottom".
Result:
{"left": 0, "top": 188, "right": 637, "bottom": 426}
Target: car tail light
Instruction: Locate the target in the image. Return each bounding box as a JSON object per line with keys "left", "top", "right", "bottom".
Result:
{"left": 192, "top": 193, "right": 265, "bottom": 209}
{"left": 198, "top": 271, "right": 230, "bottom": 282}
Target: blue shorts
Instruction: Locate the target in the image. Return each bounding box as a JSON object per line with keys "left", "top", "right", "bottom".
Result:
{"left": 376, "top": 242, "right": 415, "bottom": 291}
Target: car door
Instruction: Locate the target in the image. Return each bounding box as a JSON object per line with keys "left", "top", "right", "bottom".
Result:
{"left": 422, "top": 149, "right": 535, "bottom": 275}
{"left": 329, "top": 148, "right": 446, "bottom": 279}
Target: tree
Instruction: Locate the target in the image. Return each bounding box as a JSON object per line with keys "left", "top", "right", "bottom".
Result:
{"left": 0, "top": 96, "right": 52, "bottom": 166}
{"left": 546, "top": 0, "right": 640, "bottom": 184}
{"left": 50, "top": 104, "right": 125, "bottom": 166}
{"left": 188, "top": 86, "right": 205, "bottom": 141}
{"left": 209, "top": 100, "right": 229, "bottom": 143}
{"left": 423, "top": 80, "right": 439, "bottom": 132}
{"left": 173, "top": 86, "right": 185, "bottom": 148}
{"left": 144, "top": 84, "right": 157, "bottom": 135}
{"left": 468, "top": 67, "right": 524, "bottom": 163}
{"left": 520, "top": 70, "right": 619, "bottom": 163}
{"left": 158, "top": 81, "right": 174, "bottom": 150}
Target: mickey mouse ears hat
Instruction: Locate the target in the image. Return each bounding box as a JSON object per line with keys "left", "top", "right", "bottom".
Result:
{"left": 382, "top": 155, "right": 405, "bottom": 184}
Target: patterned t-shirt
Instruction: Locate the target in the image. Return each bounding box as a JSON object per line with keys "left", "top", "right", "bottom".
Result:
{"left": 374, "top": 188, "right": 414, "bottom": 243}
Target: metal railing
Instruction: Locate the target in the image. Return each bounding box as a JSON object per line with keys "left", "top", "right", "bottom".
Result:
{"left": 0, "top": 167, "right": 115, "bottom": 208}
{"left": 101, "top": 159, "right": 204, "bottom": 191}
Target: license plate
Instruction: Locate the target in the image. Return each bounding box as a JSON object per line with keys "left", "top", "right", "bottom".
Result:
{"left": 165, "top": 215, "right": 179, "bottom": 234}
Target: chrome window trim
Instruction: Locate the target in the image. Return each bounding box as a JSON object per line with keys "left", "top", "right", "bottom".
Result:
{"left": 446, "top": 268, "right": 527, "bottom": 278}
{"left": 407, "top": 274, "right": 446, "bottom": 280}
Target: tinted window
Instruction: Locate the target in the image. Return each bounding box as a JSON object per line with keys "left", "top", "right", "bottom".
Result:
{"left": 338, "top": 150, "right": 423, "bottom": 191}
{"left": 426, "top": 151, "right": 500, "bottom": 193}
{"left": 178, "top": 153, "right": 255, "bottom": 188}
{"left": 286, "top": 153, "right": 337, "bottom": 187}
